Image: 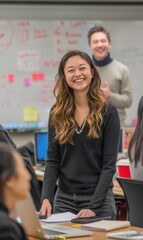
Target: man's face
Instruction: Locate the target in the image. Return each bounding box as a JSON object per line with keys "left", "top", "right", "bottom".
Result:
{"left": 89, "top": 32, "right": 111, "bottom": 61}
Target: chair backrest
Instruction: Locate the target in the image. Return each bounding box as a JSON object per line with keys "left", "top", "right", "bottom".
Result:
{"left": 116, "top": 177, "right": 143, "bottom": 227}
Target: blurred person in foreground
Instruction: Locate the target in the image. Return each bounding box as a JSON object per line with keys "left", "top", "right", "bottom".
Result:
{"left": 0, "top": 143, "right": 31, "bottom": 240}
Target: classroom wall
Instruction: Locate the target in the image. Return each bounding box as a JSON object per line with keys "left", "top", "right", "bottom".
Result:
{"left": 0, "top": 4, "right": 143, "bottom": 21}
{"left": 1, "top": 3, "right": 143, "bottom": 145}
{"left": 1, "top": 19, "right": 142, "bottom": 130}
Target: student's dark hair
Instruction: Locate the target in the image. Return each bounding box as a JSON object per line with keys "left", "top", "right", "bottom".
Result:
{"left": 87, "top": 25, "right": 111, "bottom": 44}
{"left": 0, "top": 144, "right": 17, "bottom": 202}
{"left": 128, "top": 96, "right": 143, "bottom": 167}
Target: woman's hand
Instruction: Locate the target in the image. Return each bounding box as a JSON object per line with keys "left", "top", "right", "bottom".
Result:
{"left": 76, "top": 209, "right": 96, "bottom": 218}
{"left": 39, "top": 199, "right": 52, "bottom": 217}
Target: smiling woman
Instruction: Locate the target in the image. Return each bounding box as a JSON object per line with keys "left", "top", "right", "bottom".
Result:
{"left": 0, "top": 143, "right": 31, "bottom": 240}
{"left": 63, "top": 54, "right": 94, "bottom": 128}
{"left": 39, "top": 50, "right": 120, "bottom": 220}
{"left": 64, "top": 55, "right": 94, "bottom": 92}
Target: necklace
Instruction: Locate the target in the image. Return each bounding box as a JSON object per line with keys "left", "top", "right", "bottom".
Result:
{"left": 75, "top": 117, "right": 87, "bottom": 134}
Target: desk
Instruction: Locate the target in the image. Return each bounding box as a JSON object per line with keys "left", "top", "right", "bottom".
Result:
{"left": 113, "top": 179, "right": 124, "bottom": 197}
{"left": 113, "top": 180, "right": 126, "bottom": 220}
{"left": 67, "top": 224, "right": 143, "bottom": 240}
{"left": 30, "top": 223, "right": 143, "bottom": 240}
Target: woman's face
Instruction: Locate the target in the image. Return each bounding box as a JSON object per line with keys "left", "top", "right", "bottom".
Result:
{"left": 64, "top": 55, "right": 94, "bottom": 93}
{"left": 6, "top": 153, "right": 31, "bottom": 201}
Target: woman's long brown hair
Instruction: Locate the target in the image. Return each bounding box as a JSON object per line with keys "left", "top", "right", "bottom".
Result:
{"left": 51, "top": 50, "right": 107, "bottom": 144}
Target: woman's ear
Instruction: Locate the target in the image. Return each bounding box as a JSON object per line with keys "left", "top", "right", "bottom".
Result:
{"left": 5, "top": 177, "right": 15, "bottom": 190}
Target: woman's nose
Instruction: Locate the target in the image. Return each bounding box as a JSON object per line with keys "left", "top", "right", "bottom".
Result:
{"left": 75, "top": 69, "right": 81, "bottom": 76}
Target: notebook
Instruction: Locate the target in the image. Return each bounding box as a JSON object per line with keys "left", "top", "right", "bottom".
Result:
{"left": 107, "top": 231, "right": 143, "bottom": 240}
{"left": 35, "top": 131, "right": 48, "bottom": 169}
{"left": 80, "top": 220, "right": 130, "bottom": 232}
{"left": 13, "top": 194, "right": 93, "bottom": 239}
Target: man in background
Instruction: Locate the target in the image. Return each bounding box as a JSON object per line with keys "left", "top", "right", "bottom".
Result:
{"left": 88, "top": 25, "right": 132, "bottom": 126}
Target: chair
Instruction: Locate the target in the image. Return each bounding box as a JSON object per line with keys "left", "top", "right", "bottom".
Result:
{"left": 116, "top": 177, "right": 143, "bottom": 227}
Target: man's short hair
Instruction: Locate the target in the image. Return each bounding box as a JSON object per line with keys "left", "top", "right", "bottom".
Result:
{"left": 87, "top": 25, "right": 111, "bottom": 44}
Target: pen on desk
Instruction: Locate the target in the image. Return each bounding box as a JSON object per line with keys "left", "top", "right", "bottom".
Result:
{"left": 57, "top": 236, "right": 66, "bottom": 240}
{"left": 72, "top": 224, "right": 82, "bottom": 228}
{"left": 47, "top": 236, "right": 66, "bottom": 240}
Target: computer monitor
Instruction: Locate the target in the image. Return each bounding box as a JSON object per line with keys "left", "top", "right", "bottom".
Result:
{"left": 35, "top": 131, "right": 48, "bottom": 166}
{"left": 118, "top": 127, "right": 135, "bottom": 154}
{"left": 118, "top": 128, "right": 123, "bottom": 153}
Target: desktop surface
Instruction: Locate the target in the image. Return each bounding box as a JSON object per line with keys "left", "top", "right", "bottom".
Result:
{"left": 32, "top": 222, "right": 143, "bottom": 240}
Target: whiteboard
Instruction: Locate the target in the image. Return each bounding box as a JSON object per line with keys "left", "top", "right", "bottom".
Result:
{"left": 0, "top": 20, "right": 142, "bottom": 129}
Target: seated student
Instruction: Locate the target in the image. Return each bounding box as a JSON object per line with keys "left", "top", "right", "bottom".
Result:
{"left": 0, "top": 143, "right": 31, "bottom": 240}
{"left": 128, "top": 96, "right": 143, "bottom": 180}
{"left": 0, "top": 124, "right": 41, "bottom": 210}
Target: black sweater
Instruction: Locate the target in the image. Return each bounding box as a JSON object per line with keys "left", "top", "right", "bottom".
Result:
{"left": 41, "top": 104, "right": 120, "bottom": 213}
{"left": 0, "top": 202, "right": 27, "bottom": 240}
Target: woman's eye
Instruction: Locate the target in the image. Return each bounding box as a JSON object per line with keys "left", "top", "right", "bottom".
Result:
{"left": 68, "top": 69, "right": 74, "bottom": 73}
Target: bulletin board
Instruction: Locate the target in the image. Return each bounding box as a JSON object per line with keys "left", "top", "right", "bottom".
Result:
{"left": 0, "top": 20, "right": 142, "bottom": 130}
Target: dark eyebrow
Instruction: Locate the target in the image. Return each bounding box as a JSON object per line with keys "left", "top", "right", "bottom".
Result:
{"left": 66, "top": 63, "right": 86, "bottom": 70}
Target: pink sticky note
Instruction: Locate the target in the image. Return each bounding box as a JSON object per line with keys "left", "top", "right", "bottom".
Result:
{"left": 23, "top": 78, "right": 30, "bottom": 86}
{"left": 39, "top": 73, "right": 45, "bottom": 81}
{"left": 8, "top": 74, "right": 15, "bottom": 83}
{"left": 131, "top": 118, "right": 137, "bottom": 126}
{"left": 32, "top": 73, "right": 38, "bottom": 81}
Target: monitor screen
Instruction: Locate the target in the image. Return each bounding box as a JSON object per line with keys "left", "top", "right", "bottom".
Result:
{"left": 35, "top": 132, "right": 48, "bottom": 164}
{"left": 118, "top": 127, "right": 135, "bottom": 154}
{"left": 118, "top": 128, "right": 123, "bottom": 153}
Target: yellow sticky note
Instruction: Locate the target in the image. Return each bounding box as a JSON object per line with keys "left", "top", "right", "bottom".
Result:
{"left": 23, "top": 106, "right": 38, "bottom": 122}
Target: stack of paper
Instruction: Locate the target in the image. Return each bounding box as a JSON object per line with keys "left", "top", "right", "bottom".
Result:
{"left": 80, "top": 220, "right": 130, "bottom": 232}
{"left": 41, "top": 211, "right": 76, "bottom": 223}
